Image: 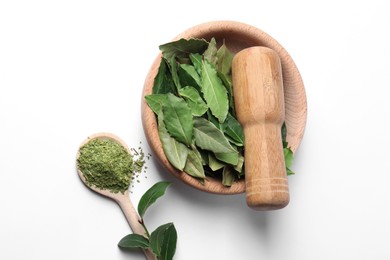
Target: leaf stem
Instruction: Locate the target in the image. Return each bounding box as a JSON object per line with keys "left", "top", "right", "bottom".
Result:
{"left": 139, "top": 218, "right": 151, "bottom": 239}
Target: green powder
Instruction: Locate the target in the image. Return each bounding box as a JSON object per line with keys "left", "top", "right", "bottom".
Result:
{"left": 77, "top": 138, "right": 145, "bottom": 194}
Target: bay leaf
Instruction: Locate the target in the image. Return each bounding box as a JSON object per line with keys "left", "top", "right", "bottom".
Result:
{"left": 158, "top": 111, "right": 188, "bottom": 170}
{"left": 223, "top": 113, "right": 244, "bottom": 146}
{"left": 162, "top": 93, "right": 193, "bottom": 146}
{"left": 150, "top": 222, "right": 177, "bottom": 258}
{"left": 203, "top": 37, "right": 217, "bottom": 65}
{"left": 282, "top": 122, "right": 288, "bottom": 147}
{"left": 153, "top": 58, "right": 176, "bottom": 94}
{"left": 159, "top": 38, "right": 209, "bottom": 61}
{"left": 284, "top": 147, "right": 294, "bottom": 167}
{"left": 178, "top": 64, "right": 201, "bottom": 90}
{"left": 207, "top": 110, "right": 225, "bottom": 131}
{"left": 178, "top": 86, "right": 208, "bottom": 116}
{"left": 189, "top": 53, "right": 202, "bottom": 75}
{"left": 201, "top": 59, "right": 229, "bottom": 123}
{"left": 138, "top": 181, "right": 171, "bottom": 218}
{"left": 193, "top": 117, "right": 236, "bottom": 154}
{"left": 145, "top": 94, "right": 168, "bottom": 114}
{"left": 222, "top": 166, "right": 235, "bottom": 187}
{"left": 233, "top": 153, "right": 245, "bottom": 174}
{"left": 118, "top": 233, "right": 150, "bottom": 249}
{"left": 184, "top": 148, "right": 206, "bottom": 179}
{"left": 284, "top": 146, "right": 294, "bottom": 175}
{"left": 215, "top": 150, "right": 238, "bottom": 165}
{"left": 216, "top": 42, "right": 234, "bottom": 75}
{"left": 160, "top": 223, "right": 177, "bottom": 260}
{"left": 208, "top": 153, "right": 225, "bottom": 171}
{"left": 218, "top": 71, "right": 235, "bottom": 114}
{"left": 166, "top": 55, "right": 181, "bottom": 91}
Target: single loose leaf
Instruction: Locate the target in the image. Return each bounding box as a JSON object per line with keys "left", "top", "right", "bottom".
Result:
{"left": 158, "top": 112, "right": 188, "bottom": 170}
{"left": 282, "top": 122, "right": 288, "bottom": 147}
{"left": 162, "top": 93, "right": 193, "bottom": 146}
{"left": 138, "top": 181, "right": 171, "bottom": 218}
{"left": 287, "top": 167, "right": 295, "bottom": 176}
{"left": 118, "top": 234, "right": 150, "bottom": 249}
{"left": 201, "top": 59, "right": 229, "bottom": 123}
{"left": 223, "top": 113, "right": 244, "bottom": 146}
{"left": 166, "top": 55, "right": 181, "bottom": 91}
{"left": 222, "top": 166, "right": 235, "bottom": 187}
{"left": 184, "top": 148, "right": 206, "bottom": 179}
{"left": 284, "top": 147, "right": 294, "bottom": 168}
{"left": 215, "top": 151, "right": 239, "bottom": 165}
{"left": 150, "top": 223, "right": 171, "bottom": 256}
{"left": 216, "top": 42, "right": 234, "bottom": 75}
{"left": 159, "top": 38, "right": 209, "bottom": 61}
{"left": 233, "top": 153, "right": 245, "bottom": 174}
{"left": 193, "top": 117, "right": 236, "bottom": 154}
{"left": 284, "top": 147, "right": 295, "bottom": 175}
{"left": 203, "top": 37, "right": 217, "bottom": 65}
{"left": 190, "top": 53, "right": 203, "bottom": 75}
{"left": 153, "top": 58, "right": 176, "bottom": 94}
{"left": 179, "top": 86, "right": 208, "bottom": 116}
{"left": 160, "top": 223, "right": 177, "bottom": 260}
{"left": 218, "top": 71, "right": 235, "bottom": 115}
{"left": 208, "top": 153, "right": 225, "bottom": 171}
{"left": 178, "top": 64, "right": 201, "bottom": 90}
{"left": 145, "top": 94, "right": 168, "bottom": 114}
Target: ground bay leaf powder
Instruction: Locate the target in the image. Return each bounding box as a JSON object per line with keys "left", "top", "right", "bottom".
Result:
{"left": 77, "top": 138, "right": 145, "bottom": 194}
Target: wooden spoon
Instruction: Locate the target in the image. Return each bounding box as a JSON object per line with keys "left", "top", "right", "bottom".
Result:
{"left": 232, "top": 47, "right": 289, "bottom": 210}
{"left": 76, "top": 132, "right": 156, "bottom": 260}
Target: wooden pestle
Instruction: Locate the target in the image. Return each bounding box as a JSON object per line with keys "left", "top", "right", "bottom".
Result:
{"left": 232, "top": 47, "right": 289, "bottom": 210}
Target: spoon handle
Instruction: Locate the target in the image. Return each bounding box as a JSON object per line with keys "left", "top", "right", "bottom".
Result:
{"left": 117, "top": 195, "right": 157, "bottom": 260}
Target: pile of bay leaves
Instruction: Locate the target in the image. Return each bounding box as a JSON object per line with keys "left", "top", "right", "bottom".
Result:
{"left": 145, "top": 38, "right": 294, "bottom": 187}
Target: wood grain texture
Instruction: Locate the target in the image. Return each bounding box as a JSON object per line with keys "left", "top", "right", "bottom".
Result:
{"left": 141, "top": 20, "right": 307, "bottom": 194}
{"left": 232, "top": 47, "right": 289, "bottom": 210}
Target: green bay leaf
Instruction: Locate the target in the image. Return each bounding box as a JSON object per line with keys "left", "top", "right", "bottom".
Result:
{"left": 222, "top": 166, "right": 235, "bottom": 187}
{"left": 137, "top": 181, "right": 171, "bottom": 218}
{"left": 178, "top": 64, "right": 201, "bottom": 90}
{"left": 208, "top": 153, "right": 225, "bottom": 171}
{"left": 162, "top": 93, "right": 193, "bottom": 145}
{"left": 178, "top": 86, "right": 208, "bottom": 116}
{"left": 166, "top": 55, "right": 181, "bottom": 91}
{"left": 160, "top": 223, "right": 177, "bottom": 260}
{"left": 233, "top": 153, "right": 245, "bottom": 174}
{"left": 203, "top": 37, "right": 217, "bottom": 65}
{"left": 215, "top": 151, "right": 238, "bottom": 165}
{"left": 145, "top": 94, "right": 168, "bottom": 114}
{"left": 223, "top": 113, "right": 244, "bottom": 146}
{"left": 184, "top": 148, "right": 206, "bottom": 179}
{"left": 218, "top": 71, "right": 235, "bottom": 115}
{"left": 153, "top": 58, "right": 176, "bottom": 94}
{"left": 159, "top": 38, "right": 209, "bottom": 61}
{"left": 189, "top": 53, "right": 202, "bottom": 75}
{"left": 118, "top": 233, "right": 150, "bottom": 249}
{"left": 150, "top": 223, "right": 172, "bottom": 257}
{"left": 201, "top": 59, "right": 229, "bottom": 123}
{"left": 193, "top": 117, "right": 236, "bottom": 154}
{"left": 158, "top": 112, "right": 188, "bottom": 171}
{"left": 216, "top": 42, "right": 234, "bottom": 75}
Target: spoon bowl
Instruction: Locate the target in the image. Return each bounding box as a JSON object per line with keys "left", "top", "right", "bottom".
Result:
{"left": 76, "top": 132, "right": 156, "bottom": 260}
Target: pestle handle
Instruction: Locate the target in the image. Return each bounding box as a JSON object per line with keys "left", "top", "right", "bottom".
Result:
{"left": 232, "top": 47, "right": 289, "bottom": 210}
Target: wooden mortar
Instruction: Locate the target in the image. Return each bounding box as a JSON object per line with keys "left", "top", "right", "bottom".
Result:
{"left": 141, "top": 21, "right": 307, "bottom": 195}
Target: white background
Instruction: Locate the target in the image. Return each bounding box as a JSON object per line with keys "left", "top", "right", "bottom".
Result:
{"left": 1, "top": 1, "right": 389, "bottom": 259}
